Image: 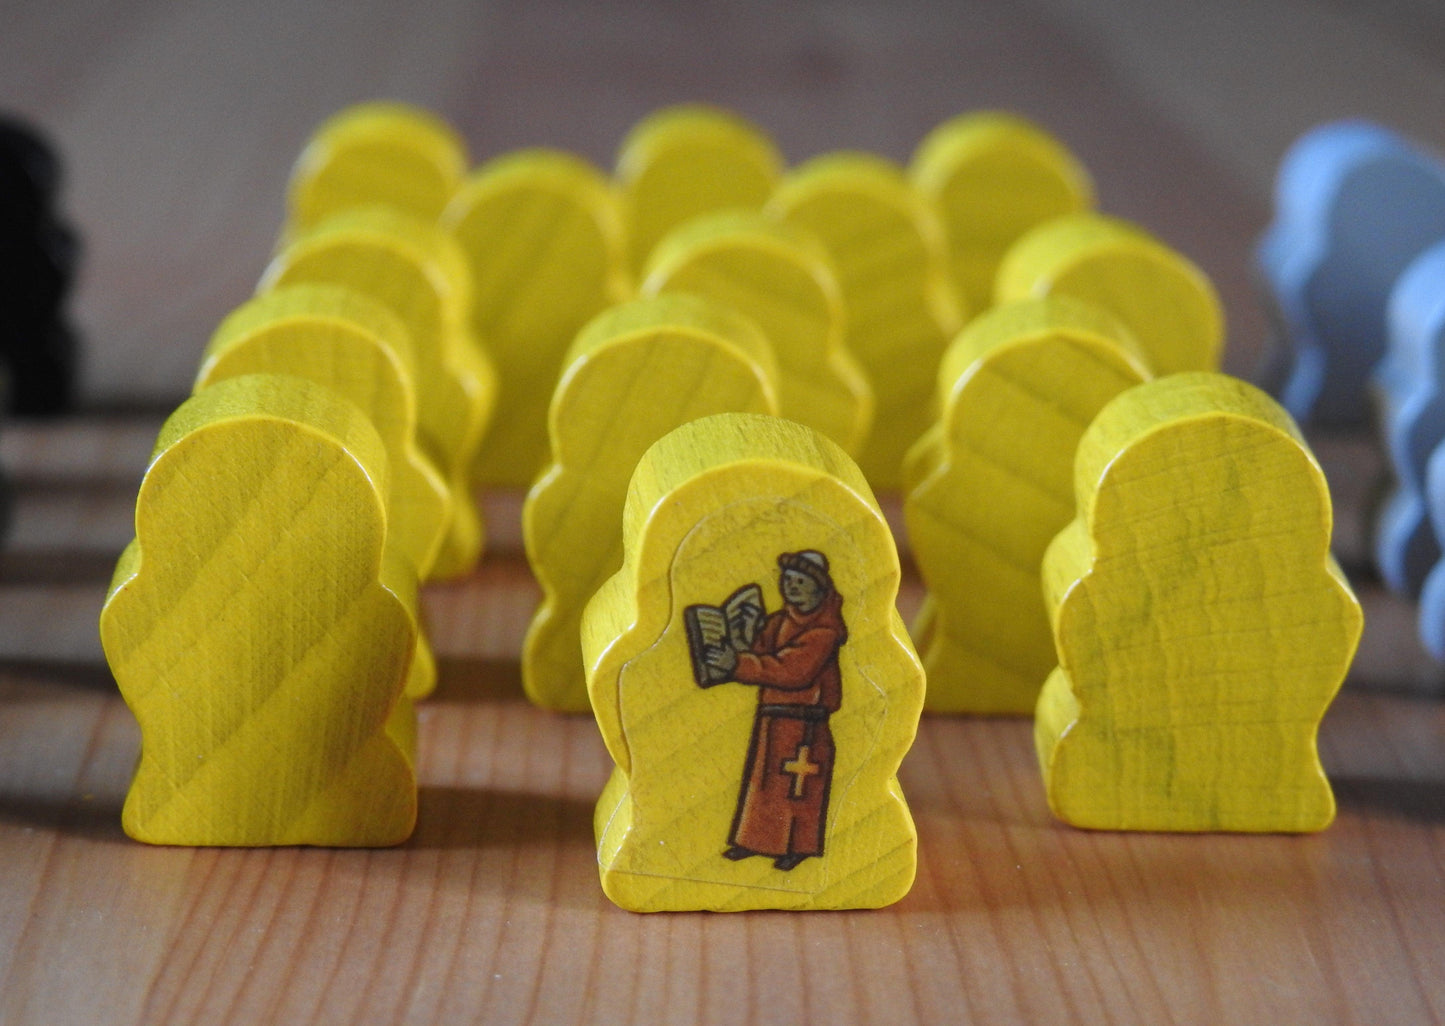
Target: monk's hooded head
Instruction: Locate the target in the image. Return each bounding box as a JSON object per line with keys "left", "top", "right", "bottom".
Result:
{"left": 777, "top": 550, "right": 834, "bottom": 613}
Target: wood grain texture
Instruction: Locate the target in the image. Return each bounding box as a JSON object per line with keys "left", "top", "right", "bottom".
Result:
{"left": 640, "top": 210, "right": 873, "bottom": 455}
{"left": 193, "top": 284, "right": 446, "bottom": 699}
{"left": 770, "top": 151, "right": 963, "bottom": 489}
{"left": 195, "top": 282, "right": 451, "bottom": 584}
{"left": 995, "top": 211, "right": 1224, "bottom": 376}
{"left": 1037, "top": 373, "right": 1363, "bottom": 832}
{"left": 0, "top": 412, "right": 1441, "bottom": 1022}
{"left": 443, "top": 148, "right": 631, "bottom": 488}
{"left": 99, "top": 374, "right": 419, "bottom": 846}
{"left": 258, "top": 206, "right": 495, "bottom": 578}
{"left": 522, "top": 294, "right": 779, "bottom": 712}
{"left": 582, "top": 413, "right": 921, "bottom": 910}
{"left": 908, "top": 111, "right": 1094, "bottom": 315}
{"left": 4, "top": 1, "right": 1445, "bottom": 1021}
{"left": 903, "top": 296, "right": 1148, "bottom": 714}
{"left": 615, "top": 104, "right": 784, "bottom": 277}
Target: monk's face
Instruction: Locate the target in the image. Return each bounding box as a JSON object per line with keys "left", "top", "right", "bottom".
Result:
{"left": 781, "top": 569, "right": 824, "bottom": 612}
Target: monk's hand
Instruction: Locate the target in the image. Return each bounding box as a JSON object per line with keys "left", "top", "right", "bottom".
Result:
{"left": 704, "top": 643, "right": 738, "bottom": 674}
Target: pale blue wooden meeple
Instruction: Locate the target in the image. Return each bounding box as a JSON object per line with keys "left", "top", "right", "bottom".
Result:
{"left": 1416, "top": 439, "right": 1445, "bottom": 659}
{"left": 1374, "top": 241, "right": 1445, "bottom": 596}
{"left": 1257, "top": 121, "right": 1445, "bottom": 427}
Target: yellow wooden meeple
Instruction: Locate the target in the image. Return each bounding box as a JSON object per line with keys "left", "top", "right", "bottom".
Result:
{"left": 904, "top": 296, "right": 1149, "bottom": 714}
{"left": 196, "top": 283, "right": 450, "bottom": 582}
{"left": 615, "top": 104, "right": 784, "bottom": 275}
{"left": 522, "top": 294, "right": 780, "bottom": 712}
{"left": 286, "top": 100, "right": 467, "bottom": 234}
{"left": 995, "top": 212, "right": 1223, "bottom": 375}
{"left": 641, "top": 210, "right": 872, "bottom": 456}
{"left": 910, "top": 111, "right": 1094, "bottom": 314}
{"left": 101, "top": 374, "right": 419, "bottom": 847}
{"left": 194, "top": 283, "right": 448, "bottom": 699}
{"left": 1035, "top": 373, "right": 1363, "bottom": 832}
{"left": 583, "top": 412, "right": 923, "bottom": 911}
{"left": 771, "top": 151, "right": 964, "bottom": 489}
{"left": 443, "top": 149, "right": 631, "bottom": 488}
{"left": 260, "top": 206, "right": 496, "bottom": 577}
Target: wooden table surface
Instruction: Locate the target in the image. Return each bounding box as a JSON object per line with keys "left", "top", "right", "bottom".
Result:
{"left": 3, "top": 2, "right": 1444, "bottom": 1023}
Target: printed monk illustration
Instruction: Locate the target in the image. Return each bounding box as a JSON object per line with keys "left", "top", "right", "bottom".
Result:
{"left": 684, "top": 550, "right": 847, "bottom": 871}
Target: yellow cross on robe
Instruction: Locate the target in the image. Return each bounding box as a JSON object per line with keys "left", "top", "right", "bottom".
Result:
{"left": 782, "top": 745, "right": 821, "bottom": 798}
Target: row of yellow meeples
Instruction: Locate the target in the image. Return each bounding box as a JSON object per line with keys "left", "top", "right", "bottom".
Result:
{"left": 100, "top": 102, "right": 1361, "bottom": 911}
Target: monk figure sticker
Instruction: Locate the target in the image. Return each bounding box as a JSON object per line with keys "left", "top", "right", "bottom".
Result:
{"left": 686, "top": 551, "right": 846, "bottom": 871}
{"left": 583, "top": 412, "right": 922, "bottom": 912}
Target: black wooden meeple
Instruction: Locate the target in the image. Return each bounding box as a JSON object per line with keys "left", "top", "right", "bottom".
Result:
{"left": 0, "top": 115, "right": 79, "bottom": 415}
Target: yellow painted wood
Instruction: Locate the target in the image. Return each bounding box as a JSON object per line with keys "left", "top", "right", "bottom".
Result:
{"left": 995, "top": 212, "right": 1224, "bottom": 375}
{"left": 582, "top": 412, "right": 922, "bottom": 911}
{"left": 1034, "top": 373, "right": 1363, "bottom": 832}
{"left": 259, "top": 207, "right": 496, "bottom": 578}
{"left": 904, "top": 296, "right": 1149, "bottom": 714}
{"left": 194, "top": 284, "right": 448, "bottom": 699}
{"left": 100, "top": 373, "right": 419, "bottom": 846}
{"left": 615, "top": 104, "right": 784, "bottom": 276}
{"left": 286, "top": 101, "right": 467, "bottom": 234}
{"left": 442, "top": 148, "right": 631, "bottom": 488}
{"left": 910, "top": 111, "right": 1095, "bottom": 315}
{"left": 195, "top": 283, "right": 449, "bottom": 581}
{"left": 522, "top": 294, "right": 780, "bottom": 713}
{"left": 640, "top": 210, "right": 872, "bottom": 455}
{"left": 770, "top": 152, "right": 964, "bottom": 489}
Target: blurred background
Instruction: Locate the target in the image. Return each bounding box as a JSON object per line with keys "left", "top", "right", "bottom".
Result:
{"left": 5, "top": 0, "right": 1443, "bottom": 407}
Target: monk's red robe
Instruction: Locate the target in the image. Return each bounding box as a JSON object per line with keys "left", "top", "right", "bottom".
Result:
{"left": 728, "top": 590, "right": 846, "bottom": 858}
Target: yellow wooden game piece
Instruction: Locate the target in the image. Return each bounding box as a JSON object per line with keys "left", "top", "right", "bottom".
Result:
{"left": 286, "top": 101, "right": 467, "bottom": 234}
{"left": 910, "top": 111, "right": 1095, "bottom": 314}
{"left": 100, "top": 374, "right": 419, "bottom": 846}
{"left": 995, "top": 212, "right": 1224, "bottom": 375}
{"left": 522, "top": 293, "right": 780, "bottom": 713}
{"left": 770, "top": 152, "right": 964, "bottom": 489}
{"left": 1034, "top": 373, "right": 1363, "bottom": 832}
{"left": 442, "top": 148, "right": 631, "bottom": 488}
{"left": 194, "top": 284, "right": 448, "bottom": 699}
{"left": 640, "top": 210, "right": 872, "bottom": 455}
{"left": 615, "top": 104, "right": 784, "bottom": 275}
{"left": 195, "top": 283, "right": 449, "bottom": 580}
{"left": 259, "top": 206, "right": 496, "bottom": 577}
{"left": 582, "top": 412, "right": 922, "bottom": 911}
{"left": 904, "top": 296, "right": 1150, "bottom": 714}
